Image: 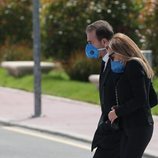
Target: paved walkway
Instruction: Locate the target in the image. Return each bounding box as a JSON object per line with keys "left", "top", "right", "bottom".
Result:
{"left": 0, "top": 87, "right": 157, "bottom": 158}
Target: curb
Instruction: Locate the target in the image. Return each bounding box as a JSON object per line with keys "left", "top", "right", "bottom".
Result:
{"left": 0, "top": 120, "right": 92, "bottom": 144}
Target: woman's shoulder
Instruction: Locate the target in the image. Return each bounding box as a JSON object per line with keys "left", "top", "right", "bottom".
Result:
{"left": 126, "top": 58, "right": 143, "bottom": 69}
{"left": 125, "top": 58, "right": 145, "bottom": 77}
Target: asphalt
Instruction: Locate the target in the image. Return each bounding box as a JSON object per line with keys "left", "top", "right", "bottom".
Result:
{"left": 0, "top": 87, "right": 157, "bottom": 158}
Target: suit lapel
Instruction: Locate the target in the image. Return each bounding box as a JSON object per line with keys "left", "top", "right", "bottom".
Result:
{"left": 100, "top": 60, "right": 111, "bottom": 88}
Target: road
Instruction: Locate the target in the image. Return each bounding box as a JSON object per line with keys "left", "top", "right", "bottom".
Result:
{"left": 0, "top": 124, "right": 148, "bottom": 158}
{"left": 0, "top": 124, "right": 93, "bottom": 158}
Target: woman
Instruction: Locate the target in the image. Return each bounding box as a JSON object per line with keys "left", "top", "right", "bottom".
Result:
{"left": 107, "top": 33, "right": 158, "bottom": 158}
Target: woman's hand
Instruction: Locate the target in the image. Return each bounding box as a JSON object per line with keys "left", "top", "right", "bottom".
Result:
{"left": 108, "top": 109, "right": 118, "bottom": 123}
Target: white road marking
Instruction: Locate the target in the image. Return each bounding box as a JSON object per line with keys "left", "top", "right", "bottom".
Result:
{"left": 2, "top": 126, "right": 90, "bottom": 150}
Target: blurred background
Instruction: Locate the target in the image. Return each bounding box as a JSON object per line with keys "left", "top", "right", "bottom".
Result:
{"left": 0, "top": 0, "right": 158, "bottom": 110}
{"left": 0, "top": 2, "right": 158, "bottom": 157}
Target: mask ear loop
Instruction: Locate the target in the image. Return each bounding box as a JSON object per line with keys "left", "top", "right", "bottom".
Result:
{"left": 98, "top": 48, "right": 107, "bottom": 51}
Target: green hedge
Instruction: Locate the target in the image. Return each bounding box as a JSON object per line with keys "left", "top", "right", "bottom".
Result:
{"left": 0, "top": 42, "right": 33, "bottom": 61}
{"left": 41, "top": 0, "right": 143, "bottom": 60}
{"left": 63, "top": 51, "right": 100, "bottom": 81}
{"left": 0, "top": 0, "right": 32, "bottom": 45}
{"left": 141, "top": 2, "right": 158, "bottom": 75}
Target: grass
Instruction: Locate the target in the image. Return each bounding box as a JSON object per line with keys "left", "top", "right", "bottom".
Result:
{"left": 0, "top": 68, "right": 100, "bottom": 104}
{"left": 0, "top": 68, "right": 158, "bottom": 115}
{"left": 41, "top": 71, "right": 99, "bottom": 104}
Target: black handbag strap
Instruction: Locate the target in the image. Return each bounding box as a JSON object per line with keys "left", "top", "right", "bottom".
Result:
{"left": 115, "top": 84, "right": 119, "bottom": 107}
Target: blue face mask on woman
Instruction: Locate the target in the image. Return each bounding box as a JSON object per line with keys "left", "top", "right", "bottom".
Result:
{"left": 111, "top": 60, "right": 125, "bottom": 73}
{"left": 85, "top": 43, "right": 106, "bottom": 59}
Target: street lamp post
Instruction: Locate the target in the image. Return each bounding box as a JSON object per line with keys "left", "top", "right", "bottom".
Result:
{"left": 33, "top": 0, "right": 41, "bottom": 117}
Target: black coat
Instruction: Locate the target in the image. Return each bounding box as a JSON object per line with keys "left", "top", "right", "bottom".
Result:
{"left": 115, "top": 59, "right": 158, "bottom": 128}
{"left": 91, "top": 59, "right": 158, "bottom": 152}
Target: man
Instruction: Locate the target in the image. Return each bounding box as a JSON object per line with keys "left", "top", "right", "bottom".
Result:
{"left": 85, "top": 20, "right": 121, "bottom": 158}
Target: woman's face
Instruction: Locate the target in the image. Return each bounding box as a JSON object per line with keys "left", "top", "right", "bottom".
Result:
{"left": 108, "top": 50, "right": 127, "bottom": 63}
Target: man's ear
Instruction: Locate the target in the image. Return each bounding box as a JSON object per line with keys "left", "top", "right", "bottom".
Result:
{"left": 101, "top": 38, "right": 109, "bottom": 46}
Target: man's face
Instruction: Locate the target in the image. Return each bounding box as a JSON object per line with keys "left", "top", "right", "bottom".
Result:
{"left": 86, "top": 30, "right": 109, "bottom": 58}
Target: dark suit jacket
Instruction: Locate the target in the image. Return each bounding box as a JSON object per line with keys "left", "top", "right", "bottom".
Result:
{"left": 115, "top": 60, "right": 158, "bottom": 128}
{"left": 92, "top": 60, "right": 122, "bottom": 152}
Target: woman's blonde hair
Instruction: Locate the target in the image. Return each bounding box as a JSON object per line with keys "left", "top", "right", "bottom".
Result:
{"left": 109, "top": 33, "right": 154, "bottom": 79}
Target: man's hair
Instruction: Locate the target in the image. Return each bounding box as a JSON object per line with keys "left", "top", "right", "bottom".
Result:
{"left": 86, "top": 20, "right": 114, "bottom": 41}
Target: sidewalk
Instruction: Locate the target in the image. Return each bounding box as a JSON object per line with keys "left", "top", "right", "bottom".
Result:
{"left": 0, "top": 87, "right": 157, "bottom": 157}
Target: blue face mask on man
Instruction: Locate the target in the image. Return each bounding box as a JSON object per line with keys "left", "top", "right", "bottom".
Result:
{"left": 111, "top": 60, "right": 125, "bottom": 73}
{"left": 85, "top": 43, "right": 107, "bottom": 59}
